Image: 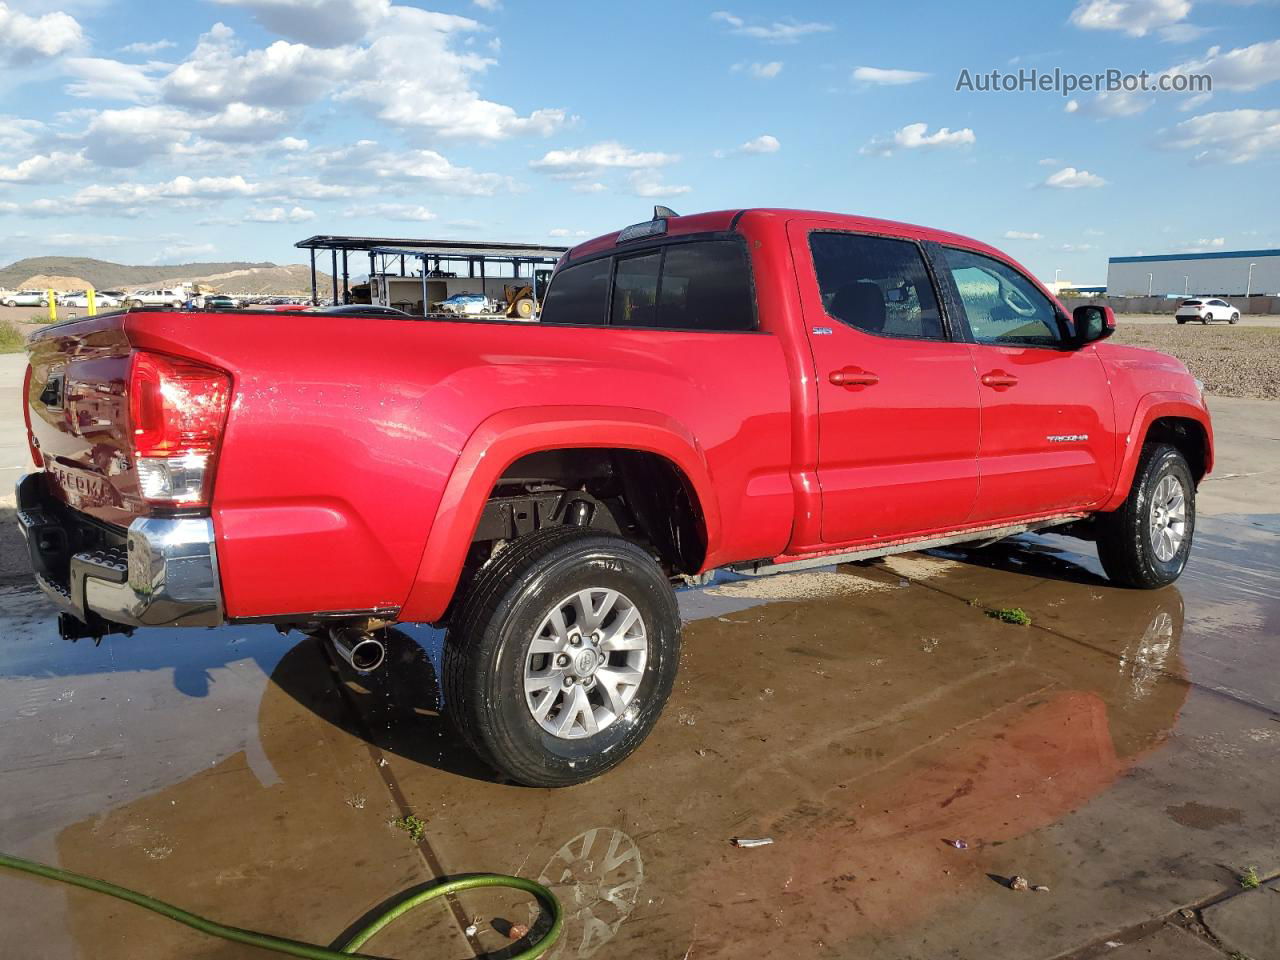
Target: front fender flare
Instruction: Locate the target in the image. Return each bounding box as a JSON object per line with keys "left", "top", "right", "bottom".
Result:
{"left": 1100, "top": 391, "right": 1213, "bottom": 512}
{"left": 399, "top": 405, "right": 719, "bottom": 622}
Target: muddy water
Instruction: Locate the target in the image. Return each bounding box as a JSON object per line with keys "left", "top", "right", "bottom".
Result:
{"left": 0, "top": 515, "right": 1276, "bottom": 960}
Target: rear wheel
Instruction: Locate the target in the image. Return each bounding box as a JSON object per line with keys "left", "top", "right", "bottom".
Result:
{"left": 1095, "top": 443, "right": 1195, "bottom": 589}
{"left": 443, "top": 526, "right": 681, "bottom": 787}
{"left": 514, "top": 297, "right": 534, "bottom": 319}
{"left": 1176, "top": 317, "right": 1187, "bottom": 325}
{"left": 1202, "top": 312, "right": 1212, "bottom": 324}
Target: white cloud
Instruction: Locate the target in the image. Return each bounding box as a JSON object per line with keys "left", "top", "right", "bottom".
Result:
{"left": 1174, "top": 237, "right": 1226, "bottom": 251}
{"left": 344, "top": 202, "right": 437, "bottom": 221}
{"left": 531, "top": 142, "right": 679, "bottom": 178}
{"left": 212, "top": 0, "right": 392, "bottom": 46}
{"left": 548, "top": 228, "right": 588, "bottom": 238}
{"left": 0, "top": 150, "right": 88, "bottom": 184}
{"left": 852, "top": 66, "right": 930, "bottom": 86}
{"left": 710, "top": 10, "right": 833, "bottom": 42}
{"left": 629, "top": 170, "right": 691, "bottom": 198}
{"left": 65, "top": 58, "right": 165, "bottom": 102}
{"left": 17, "top": 175, "right": 265, "bottom": 218}
{"left": 1170, "top": 108, "right": 1280, "bottom": 164}
{"left": 295, "top": 141, "right": 513, "bottom": 196}
{"left": 738, "top": 134, "right": 780, "bottom": 154}
{"left": 278, "top": 136, "right": 309, "bottom": 151}
{"left": 1166, "top": 40, "right": 1280, "bottom": 92}
{"left": 120, "top": 39, "right": 176, "bottom": 55}
{"left": 473, "top": 0, "right": 500, "bottom": 8}
{"left": 1058, "top": 242, "right": 1094, "bottom": 252}
{"left": 0, "top": 2, "right": 83, "bottom": 64}
{"left": 1157, "top": 22, "right": 1210, "bottom": 43}
{"left": 1043, "top": 166, "right": 1108, "bottom": 188}
{"left": 1068, "top": 88, "right": 1153, "bottom": 117}
{"left": 572, "top": 181, "right": 607, "bottom": 194}
{"left": 862, "top": 122, "right": 975, "bottom": 156}
{"left": 732, "top": 60, "right": 783, "bottom": 79}
{"left": 1068, "top": 0, "right": 1190, "bottom": 37}
{"left": 1003, "top": 230, "right": 1043, "bottom": 240}
{"left": 245, "top": 205, "right": 315, "bottom": 222}
{"left": 1039, "top": 157, "right": 1060, "bottom": 166}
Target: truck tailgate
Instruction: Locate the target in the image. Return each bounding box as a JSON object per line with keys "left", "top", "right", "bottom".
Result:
{"left": 25, "top": 314, "right": 143, "bottom": 528}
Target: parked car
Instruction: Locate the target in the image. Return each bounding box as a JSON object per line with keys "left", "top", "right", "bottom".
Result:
{"left": 18, "top": 207, "right": 1214, "bottom": 788}
{"left": 203, "top": 295, "right": 238, "bottom": 310}
{"left": 2, "top": 289, "right": 49, "bottom": 307}
{"left": 57, "top": 291, "right": 122, "bottom": 309}
{"left": 436, "top": 293, "right": 491, "bottom": 315}
{"left": 1175, "top": 298, "right": 1239, "bottom": 324}
{"left": 125, "top": 288, "right": 185, "bottom": 308}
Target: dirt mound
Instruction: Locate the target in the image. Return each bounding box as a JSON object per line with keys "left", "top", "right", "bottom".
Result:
{"left": 16, "top": 274, "right": 93, "bottom": 292}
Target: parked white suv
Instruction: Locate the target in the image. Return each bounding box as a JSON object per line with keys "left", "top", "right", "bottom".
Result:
{"left": 1175, "top": 297, "right": 1240, "bottom": 325}
{"left": 125, "top": 288, "right": 185, "bottom": 308}
{"left": 2, "top": 289, "right": 49, "bottom": 307}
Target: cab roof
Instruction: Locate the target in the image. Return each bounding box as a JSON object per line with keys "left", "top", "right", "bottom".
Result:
{"left": 563, "top": 208, "right": 1001, "bottom": 263}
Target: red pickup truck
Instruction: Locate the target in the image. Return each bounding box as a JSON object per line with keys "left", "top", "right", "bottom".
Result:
{"left": 18, "top": 207, "right": 1212, "bottom": 786}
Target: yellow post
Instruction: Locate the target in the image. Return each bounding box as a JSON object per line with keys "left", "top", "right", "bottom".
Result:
{"left": 87, "top": 287, "right": 97, "bottom": 317}
{"left": 46, "top": 289, "right": 56, "bottom": 323}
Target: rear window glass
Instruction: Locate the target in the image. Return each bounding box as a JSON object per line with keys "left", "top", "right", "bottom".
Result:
{"left": 540, "top": 259, "right": 610, "bottom": 325}
{"left": 611, "top": 252, "right": 661, "bottom": 327}
{"left": 1182, "top": 300, "right": 1202, "bottom": 305}
{"left": 655, "top": 241, "right": 755, "bottom": 331}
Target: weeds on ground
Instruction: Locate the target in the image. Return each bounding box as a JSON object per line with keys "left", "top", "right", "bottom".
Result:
{"left": 0, "top": 320, "right": 25, "bottom": 353}
{"left": 1228, "top": 952, "right": 1253, "bottom": 960}
{"left": 987, "top": 607, "right": 1032, "bottom": 626}
{"left": 392, "top": 814, "right": 427, "bottom": 844}
{"left": 1239, "top": 865, "right": 1260, "bottom": 889}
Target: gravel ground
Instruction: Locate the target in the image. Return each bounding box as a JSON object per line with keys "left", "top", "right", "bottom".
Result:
{"left": 1109, "top": 322, "right": 1280, "bottom": 400}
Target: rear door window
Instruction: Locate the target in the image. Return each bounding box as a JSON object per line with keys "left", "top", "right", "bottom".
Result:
{"left": 540, "top": 258, "right": 611, "bottom": 325}
{"left": 809, "top": 232, "right": 944, "bottom": 339}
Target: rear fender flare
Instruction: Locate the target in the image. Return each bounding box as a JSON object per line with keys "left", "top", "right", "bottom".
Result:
{"left": 1101, "top": 392, "right": 1213, "bottom": 511}
{"left": 400, "top": 405, "right": 718, "bottom": 622}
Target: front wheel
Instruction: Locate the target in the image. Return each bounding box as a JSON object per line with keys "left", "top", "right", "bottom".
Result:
{"left": 443, "top": 526, "right": 681, "bottom": 787}
{"left": 1230, "top": 312, "right": 1239, "bottom": 324}
{"left": 1095, "top": 443, "right": 1195, "bottom": 588}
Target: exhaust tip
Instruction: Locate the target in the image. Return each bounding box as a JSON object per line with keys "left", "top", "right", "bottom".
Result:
{"left": 349, "top": 637, "right": 386, "bottom": 672}
{"left": 329, "top": 627, "right": 386, "bottom": 673}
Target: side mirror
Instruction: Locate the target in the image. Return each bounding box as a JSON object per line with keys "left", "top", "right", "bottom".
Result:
{"left": 1071, "top": 304, "right": 1115, "bottom": 346}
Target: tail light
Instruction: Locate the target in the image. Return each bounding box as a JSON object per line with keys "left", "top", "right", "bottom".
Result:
{"left": 127, "top": 351, "right": 231, "bottom": 506}
{"left": 22, "top": 364, "right": 42, "bottom": 468}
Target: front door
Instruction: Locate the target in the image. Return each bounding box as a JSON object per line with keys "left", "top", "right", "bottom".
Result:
{"left": 792, "top": 222, "right": 982, "bottom": 546}
{"left": 932, "top": 245, "right": 1116, "bottom": 522}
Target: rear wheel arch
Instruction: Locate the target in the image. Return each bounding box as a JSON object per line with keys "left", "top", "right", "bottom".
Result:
{"left": 399, "top": 408, "right": 720, "bottom": 623}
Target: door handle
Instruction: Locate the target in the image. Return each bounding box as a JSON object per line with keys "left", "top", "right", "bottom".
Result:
{"left": 830, "top": 367, "right": 880, "bottom": 387}
{"left": 980, "top": 370, "right": 1019, "bottom": 389}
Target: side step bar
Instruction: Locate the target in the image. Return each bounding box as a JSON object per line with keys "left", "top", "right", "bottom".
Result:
{"left": 729, "top": 515, "right": 1086, "bottom": 577}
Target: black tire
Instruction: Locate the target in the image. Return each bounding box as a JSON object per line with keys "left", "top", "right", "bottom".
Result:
{"left": 443, "top": 526, "right": 681, "bottom": 787}
{"left": 1176, "top": 318, "right": 1187, "bottom": 325}
{"left": 1230, "top": 312, "right": 1239, "bottom": 324}
{"left": 1095, "top": 443, "right": 1195, "bottom": 589}
{"left": 1201, "top": 314, "right": 1211, "bottom": 324}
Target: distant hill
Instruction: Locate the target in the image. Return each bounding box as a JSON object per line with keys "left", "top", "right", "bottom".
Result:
{"left": 0, "top": 257, "right": 333, "bottom": 296}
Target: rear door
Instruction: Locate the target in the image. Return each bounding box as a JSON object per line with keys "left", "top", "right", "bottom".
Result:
{"left": 790, "top": 221, "right": 981, "bottom": 545}
{"left": 931, "top": 244, "right": 1115, "bottom": 522}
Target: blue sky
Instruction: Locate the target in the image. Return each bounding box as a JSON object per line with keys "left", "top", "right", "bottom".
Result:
{"left": 0, "top": 0, "right": 1276, "bottom": 283}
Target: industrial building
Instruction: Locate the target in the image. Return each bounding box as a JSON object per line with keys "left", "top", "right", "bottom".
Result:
{"left": 1107, "top": 248, "right": 1279, "bottom": 298}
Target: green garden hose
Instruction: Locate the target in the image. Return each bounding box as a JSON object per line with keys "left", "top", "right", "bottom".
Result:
{"left": 0, "top": 850, "right": 562, "bottom": 959}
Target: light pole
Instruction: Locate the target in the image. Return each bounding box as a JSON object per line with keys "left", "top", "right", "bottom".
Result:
{"left": 1148, "top": 272, "right": 1153, "bottom": 297}
{"left": 1183, "top": 276, "right": 1189, "bottom": 296}
{"left": 1054, "top": 268, "right": 1061, "bottom": 293}
{"left": 1247, "top": 262, "right": 1257, "bottom": 298}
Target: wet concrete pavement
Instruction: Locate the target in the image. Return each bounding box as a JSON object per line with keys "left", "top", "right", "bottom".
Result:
{"left": 0, "top": 395, "right": 1276, "bottom": 960}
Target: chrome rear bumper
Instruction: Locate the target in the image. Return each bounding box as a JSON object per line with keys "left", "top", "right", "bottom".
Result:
{"left": 16, "top": 473, "right": 224, "bottom": 629}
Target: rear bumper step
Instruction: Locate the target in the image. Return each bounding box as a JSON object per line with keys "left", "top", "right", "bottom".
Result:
{"left": 16, "top": 473, "right": 224, "bottom": 630}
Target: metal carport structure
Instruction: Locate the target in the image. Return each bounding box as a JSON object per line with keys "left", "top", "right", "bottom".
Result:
{"left": 294, "top": 235, "right": 569, "bottom": 307}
